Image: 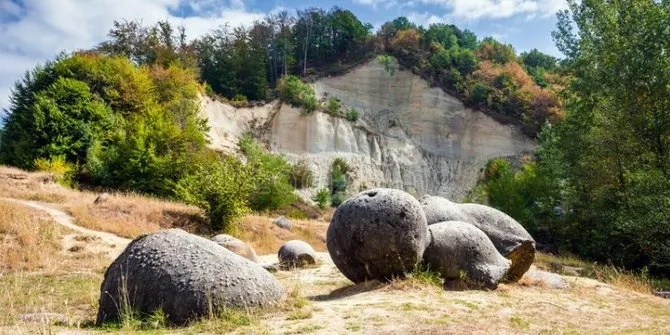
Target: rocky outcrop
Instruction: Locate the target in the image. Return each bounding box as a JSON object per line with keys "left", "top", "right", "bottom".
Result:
{"left": 201, "top": 57, "right": 535, "bottom": 201}
{"left": 96, "top": 229, "right": 283, "bottom": 325}
{"left": 327, "top": 188, "right": 428, "bottom": 283}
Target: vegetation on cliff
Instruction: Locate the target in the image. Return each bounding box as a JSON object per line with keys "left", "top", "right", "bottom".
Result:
{"left": 92, "top": 7, "right": 561, "bottom": 134}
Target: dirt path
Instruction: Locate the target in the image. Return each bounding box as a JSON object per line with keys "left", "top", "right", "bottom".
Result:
{"left": 1, "top": 197, "right": 131, "bottom": 259}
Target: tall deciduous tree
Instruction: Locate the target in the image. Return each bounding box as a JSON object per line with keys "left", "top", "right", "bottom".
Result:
{"left": 548, "top": 0, "right": 670, "bottom": 273}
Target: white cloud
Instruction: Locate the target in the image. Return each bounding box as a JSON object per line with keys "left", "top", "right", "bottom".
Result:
{"left": 368, "top": 0, "right": 567, "bottom": 20}
{"left": 0, "top": 0, "right": 267, "bottom": 111}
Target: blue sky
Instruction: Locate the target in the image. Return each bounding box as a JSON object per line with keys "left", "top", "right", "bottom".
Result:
{"left": 0, "top": 0, "right": 567, "bottom": 111}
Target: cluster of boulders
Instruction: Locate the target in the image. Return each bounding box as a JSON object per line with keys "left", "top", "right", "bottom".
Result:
{"left": 327, "top": 188, "right": 536, "bottom": 289}
{"left": 95, "top": 187, "right": 533, "bottom": 325}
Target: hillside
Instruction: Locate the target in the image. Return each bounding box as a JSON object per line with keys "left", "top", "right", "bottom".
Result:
{"left": 1, "top": 167, "right": 669, "bottom": 334}
{"left": 202, "top": 56, "right": 535, "bottom": 201}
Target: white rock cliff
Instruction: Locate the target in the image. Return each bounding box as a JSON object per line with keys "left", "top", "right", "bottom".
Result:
{"left": 200, "top": 58, "right": 535, "bottom": 202}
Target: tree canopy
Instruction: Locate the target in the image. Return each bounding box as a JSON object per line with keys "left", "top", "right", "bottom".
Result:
{"left": 474, "top": 0, "right": 670, "bottom": 276}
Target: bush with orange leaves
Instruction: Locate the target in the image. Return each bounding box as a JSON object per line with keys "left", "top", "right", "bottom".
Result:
{"left": 471, "top": 60, "right": 562, "bottom": 135}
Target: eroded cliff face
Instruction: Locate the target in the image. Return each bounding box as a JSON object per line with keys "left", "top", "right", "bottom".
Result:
{"left": 200, "top": 58, "right": 535, "bottom": 201}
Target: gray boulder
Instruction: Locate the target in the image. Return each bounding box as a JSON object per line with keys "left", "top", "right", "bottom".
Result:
{"left": 278, "top": 240, "right": 317, "bottom": 268}
{"left": 424, "top": 221, "right": 511, "bottom": 290}
{"left": 522, "top": 269, "right": 569, "bottom": 289}
{"left": 420, "top": 195, "right": 469, "bottom": 224}
{"left": 327, "top": 188, "right": 429, "bottom": 283}
{"left": 212, "top": 234, "right": 260, "bottom": 263}
{"left": 420, "top": 196, "right": 535, "bottom": 281}
{"left": 272, "top": 216, "right": 292, "bottom": 231}
{"left": 96, "top": 229, "right": 284, "bottom": 325}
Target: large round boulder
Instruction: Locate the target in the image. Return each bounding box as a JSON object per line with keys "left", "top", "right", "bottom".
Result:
{"left": 327, "top": 188, "right": 429, "bottom": 283}
{"left": 212, "top": 234, "right": 260, "bottom": 263}
{"left": 424, "top": 221, "right": 511, "bottom": 289}
{"left": 96, "top": 229, "right": 284, "bottom": 325}
{"left": 278, "top": 240, "right": 317, "bottom": 268}
{"left": 420, "top": 196, "right": 535, "bottom": 281}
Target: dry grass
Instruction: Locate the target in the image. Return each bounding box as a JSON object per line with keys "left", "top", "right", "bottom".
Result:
{"left": 0, "top": 201, "right": 63, "bottom": 272}
{"left": 0, "top": 272, "right": 100, "bottom": 328}
{"left": 535, "top": 252, "right": 655, "bottom": 294}
{"left": 236, "top": 215, "right": 328, "bottom": 255}
{"left": 0, "top": 200, "right": 108, "bottom": 332}
{"left": 64, "top": 194, "right": 206, "bottom": 239}
{"left": 0, "top": 165, "right": 207, "bottom": 239}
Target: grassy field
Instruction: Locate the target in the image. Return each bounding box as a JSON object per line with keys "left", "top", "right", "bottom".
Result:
{"left": 0, "top": 166, "right": 669, "bottom": 334}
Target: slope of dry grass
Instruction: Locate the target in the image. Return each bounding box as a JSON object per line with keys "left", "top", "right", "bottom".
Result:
{"left": 236, "top": 215, "right": 328, "bottom": 255}
{"left": 0, "top": 201, "right": 64, "bottom": 272}
{"left": 0, "top": 200, "right": 109, "bottom": 332}
{"left": 0, "top": 166, "right": 206, "bottom": 239}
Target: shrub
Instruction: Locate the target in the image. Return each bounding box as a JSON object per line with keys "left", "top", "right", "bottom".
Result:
{"left": 330, "top": 191, "right": 348, "bottom": 207}
{"left": 346, "top": 108, "right": 360, "bottom": 122}
{"left": 175, "top": 154, "right": 254, "bottom": 233}
{"left": 325, "top": 98, "right": 342, "bottom": 116}
{"left": 33, "top": 155, "right": 76, "bottom": 187}
{"left": 429, "top": 47, "right": 452, "bottom": 71}
{"left": 378, "top": 55, "right": 395, "bottom": 76}
{"left": 1, "top": 53, "right": 208, "bottom": 198}
{"left": 313, "top": 188, "right": 330, "bottom": 210}
{"left": 240, "top": 135, "right": 297, "bottom": 211}
{"left": 278, "top": 75, "right": 318, "bottom": 113}
{"left": 289, "top": 161, "right": 314, "bottom": 189}
{"left": 229, "top": 94, "right": 249, "bottom": 107}
{"left": 330, "top": 158, "right": 350, "bottom": 207}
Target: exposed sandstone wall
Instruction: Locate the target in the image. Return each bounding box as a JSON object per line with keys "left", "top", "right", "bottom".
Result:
{"left": 200, "top": 58, "right": 535, "bottom": 202}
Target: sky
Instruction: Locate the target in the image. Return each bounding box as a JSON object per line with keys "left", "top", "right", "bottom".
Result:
{"left": 0, "top": 0, "right": 568, "bottom": 112}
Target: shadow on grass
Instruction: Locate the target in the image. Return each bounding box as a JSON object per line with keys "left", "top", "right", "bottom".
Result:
{"left": 308, "top": 280, "right": 386, "bottom": 302}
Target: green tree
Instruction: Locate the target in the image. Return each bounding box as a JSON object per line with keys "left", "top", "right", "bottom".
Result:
{"left": 538, "top": 0, "right": 670, "bottom": 273}
{"left": 1, "top": 64, "right": 113, "bottom": 169}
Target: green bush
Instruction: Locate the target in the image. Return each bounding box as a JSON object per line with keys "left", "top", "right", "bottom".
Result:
{"left": 33, "top": 155, "right": 76, "bottom": 187}
{"left": 1, "top": 53, "right": 208, "bottom": 199}
{"left": 346, "top": 108, "right": 360, "bottom": 122}
{"left": 470, "top": 83, "right": 492, "bottom": 106}
{"left": 229, "top": 94, "right": 249, "bottom": 107}
{"left": 239, "top": 135, "right": 296, "bottom": 211}
{"left": 330, "top": 191, "right": 348, "bottom": 207}
{"left": 429, "top": 47, "right": 452, "bottom": 71}
{"left": 330, "top": 158, "right": 350, "bottom": 207}
{"left": 278, "top": 75, "right": 318, "bottom": 113}
{"left": 1, "top": 73, "right": 113, "bottom": 169}
{"left": 325, "top": 98, "right": 342, "bottom": 116}
{"left": 289, "top": 161, "right": 314, "bottom": 189}
{"left": 313, "top": 188, "right": 330, "bottom": 210}
{"left": 378, "top": 55, "right": 395, "bottom": 76}
{"left": 175, "top": 154, "right": 254, "bottom": 233}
